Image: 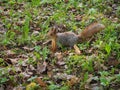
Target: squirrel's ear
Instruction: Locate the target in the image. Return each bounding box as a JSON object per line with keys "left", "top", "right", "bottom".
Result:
{"left": 52, "top": 26, "right": 56, "bottom": 34}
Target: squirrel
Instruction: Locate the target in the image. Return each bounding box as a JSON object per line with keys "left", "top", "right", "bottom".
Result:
{"left": 47, "top": 22, "right": 105, "bottom": 52}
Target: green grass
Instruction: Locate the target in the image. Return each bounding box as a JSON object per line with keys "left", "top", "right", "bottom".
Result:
{"left": 0, "top": 0, "right": 120, "bottom": 90}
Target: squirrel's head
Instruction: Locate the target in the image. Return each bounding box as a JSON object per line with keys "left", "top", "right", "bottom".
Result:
{"left": 47, "top": 27, "right": 57, "bottom": 38}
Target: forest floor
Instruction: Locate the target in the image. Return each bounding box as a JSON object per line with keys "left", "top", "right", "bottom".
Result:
{"left": 0, "top": 0, "right": 120, "bottom": 90}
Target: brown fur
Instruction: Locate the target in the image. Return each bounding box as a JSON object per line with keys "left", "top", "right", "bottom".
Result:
{"left": 79, "top": 22, "right": 105, "bottom": 39}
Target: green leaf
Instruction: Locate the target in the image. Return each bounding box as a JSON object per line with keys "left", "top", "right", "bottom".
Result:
{"left": 84, "top": 72, "right": 88, "bottom": 82}
{"left": 27, "top": 76, "right": 37, "bottom": 81}
{"left": 100, "top": 77, "right": 109, "bottom": 86}
{"left": 48, "top": 84, "right": 59, "bottom": 90}
{"left": 0, "top": 77, "right": 8, "bottom": 83}
{"left": 105, "top": 44, "right": 111, "bottom": 55}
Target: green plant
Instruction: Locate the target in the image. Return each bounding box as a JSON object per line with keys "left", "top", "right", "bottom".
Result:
{"left": 81, "top": 59, "right": 94, "bottom": 72}
{"left": 41, "top": 47, "right": 49, "bottom": 60}
{"left": 34, "top": 46, "right": 50, "bottom": 61}
{"left": 67, "top": 55, "right": 84, "bottom": 69}
{"left": 99, "top": 71, "right": 110, "bottom": 87}
{"left": 105, "top": 44, "right": 111, "bottom": 55}
{"left": 34, "top": 46, "right": 41, "bottom": 52}
{"left": 40, "top": 0, "right": 56, "bottom": 5}
{"left": 0, "top": 68, "right": 11, "bottom": 84}
{"left": 31, "top": 0, "right": 40, "bottom": 7}
{"left": 0, "top": 58, "right": 6, "bottom": 66}
{"left": 88, "top": 8, "right": 98, "bottom": 15}
{"left": 27, "top": 57, "right": 37, "bottom": 65}
{"left": 27, "top": 76, "right": 37, "bottom": 82}
{"left": 80, "top": 72, "right": 89, "bottom": 88}
{"left": 26, "top": 82, "right": 39, "bottom": 90}
{"left": 20, "top": 15, "right": 31, "bottom": 44}
{"left": 115, "top": 74, "right": 120, "bottom": 82}
{"left": 48, "top": 84, "right": 60, "bottom": 90}
{"left": 2, "top": 30, "right": 15, "bottom": 45}
{"left": 116, "top": 6, "right": 120, "bottom": 17}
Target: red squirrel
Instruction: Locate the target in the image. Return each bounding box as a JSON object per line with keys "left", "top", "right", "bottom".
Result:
{"left": 47, "top": 22, "right": 105, "bottom": 52}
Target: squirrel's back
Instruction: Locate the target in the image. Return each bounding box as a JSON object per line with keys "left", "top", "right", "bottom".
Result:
{"left": 57, "top": 32, "right": 79, "bottom": 47}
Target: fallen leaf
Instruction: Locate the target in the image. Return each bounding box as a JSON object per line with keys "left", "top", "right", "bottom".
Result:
{"left": 107, "top": 56, "right": 120, "bottom": 66}
{"left": 75, "top": 15, "right": 82, "bottom": 21}
{"left": 6, "top": 85, "right": 14, "bottom": 90}
{"left": 55, "top": 52, "right": 65, "bottom": 66}
{"left": 94, "top": 61, "right": 107, "bottom": 71}
{"left": 4, "top": 50, "right": 17, "bottom": 58}
{"left": 67, "top": 76, "right": 79, "bottom": 86}
{"left": 54, "top": 73, "right": 78, "bottom": 81}
{"left": 35, "top": 77, "right": 47, "bottom": 87}
{"left": 15, "top": 66, "right": 22, "bottom": 73}
{"left": 37, "top": 61, "right": 47, "bottom": 74}
{"left": 73, "top": 45, "right": 81, "bottom": 55}
{"left": 5, "top": 50, "right": 15, "bottom": 55}
{"left": 87, "top": 83, "right": 103, "bottom": 90}
{"left": 22, "top": 46, "right": 34, "bottom": 52}
{"left": 57, "top": 61, "right": 65, "bottom": 66}
{"left": 43, "top": 40, "right": 51, "bottom": 45}
{"left": 55, "top": 52, "right": 63, "bottom": 60}
{"left": 0, "top": 85, "right": 5, "bottom": 90}
{"left": 35, "top": 27, "right": 41, "bottom": 31}
{"left": 13, "top": 86, "right": 25, "bottom": 90}
{"left": 21, "top": 72, "right": 31, "bottom": 79}
{"left": 64, "top": 0, "right": 69, "bottom": 3}
{"left": 53, "top": 24, "right": 67, "bottom": 33}
{"left": 6, "top": 58, "right": 18, "bottom": 64}
{"left": 47, "top": 71, "right": 53, "bottom": 78}
{"left": 32, "top": 31, "right": 39, "bottom": 36}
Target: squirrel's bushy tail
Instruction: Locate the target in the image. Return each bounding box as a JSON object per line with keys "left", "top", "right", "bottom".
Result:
{"left": 79, "top": 22, "right": 105, "bottom": 41}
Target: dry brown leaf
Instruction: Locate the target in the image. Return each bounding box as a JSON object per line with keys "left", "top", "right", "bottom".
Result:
{"left": 13, "top": 86, "right": 25, "bottom": 90}
{"left": 5, "top": 50, "right": 15, "bottom": 55}
{"left": 67, "top": 76, "right": 79, "bottom": 86}
{"left": 73, "top": 45, "right": 81, "bottom": 55}
{"left": 43, "top": 40, "right": 51, "bottom": 45}
{"left": 35, "top": 77, "right": 47, "bottom": 87}
{"left": 0, "top": 85, "right": 5, "bottom": 90}
{"left": 64, "top": 0, "right": 69, "bottom": 3}
{"left": 7, "top": 58, "right": 18, "bottom": 64}
{"left": 22, "top": 46, "right": 34, "bottom": 52}
{"left": 75, "top": 15, "right": 82, "bottom": 21}
{"left": 3, "top": 49, "right": 17, "bottom": 59}
{"left": 107, "top": 56, "right": 120, "bottom": 66}
{"left": 55, "top": 52, "right": 63, "bottom": 60}
{"left": 47, "top": 71, "right": 53, "bottom": 78}
{"left": 32, "top": 31, "right": 39, "bottom": 36}
{"left": 35, "top": 27, "right": 41, "bottom": 31}
{"left": 6, "top": 85, "right": 14, "bottom": 90}
{"left": 55, "top": 52, "right": 65, "bottom": 66}
{"left": 21, "top": 72, "right": 31, "bottom": 78}
{"left": 57, "top": 61, "right": 65, "bottom": 66}
{"left": 37, "top": 61, "right": 47, "bottom": 74}
{"left": 94, "top": 61, "right": 107, "bottom": 71}
{"left": 54, "top": 73, "right": 79, "bottom": 81}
